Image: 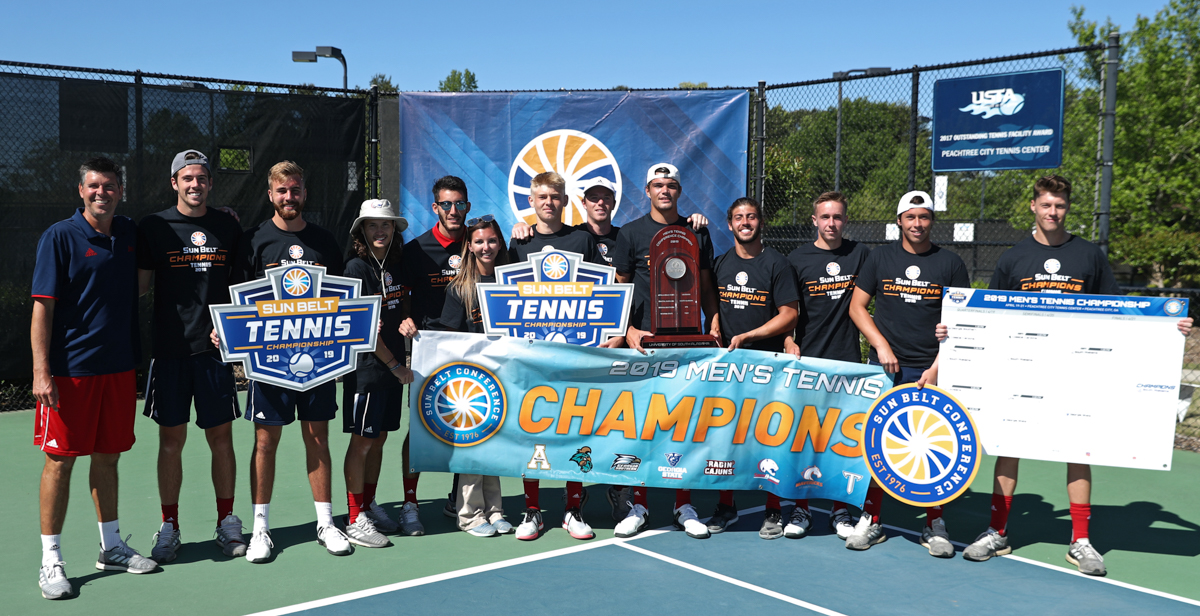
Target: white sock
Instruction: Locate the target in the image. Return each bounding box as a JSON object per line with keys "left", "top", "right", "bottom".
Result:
{"left": 99, "top": 520, "right": 121, "bottom": 551}
{"left": 315, "top": 502, "right": 333, "bottom": 528}
{"left": 41, "top": 534, "right": 63, "bottom": 566}
{"left": 253, "top": 503, "right": 270, "bottom": 533}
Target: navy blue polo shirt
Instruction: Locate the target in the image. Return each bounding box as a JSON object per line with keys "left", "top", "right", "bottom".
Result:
{"left": 32, "top": 208, "right": 140, "bottom": 376}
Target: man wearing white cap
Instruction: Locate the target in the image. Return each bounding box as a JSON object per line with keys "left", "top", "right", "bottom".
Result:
{"left": 137, "top": 150, "right": 246, "bottom": 563}
{"left": 846, "top": 190, "right": 968, "bottom": 557}
{"left": 340, "top": 199, "right": 414, "bottom": 549}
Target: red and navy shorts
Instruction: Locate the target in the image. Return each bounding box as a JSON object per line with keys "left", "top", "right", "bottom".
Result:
{"left": 35, "top": 370, "right": 137, "bottom": 456}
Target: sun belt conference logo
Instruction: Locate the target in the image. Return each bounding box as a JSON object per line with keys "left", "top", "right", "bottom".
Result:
{"left": 863, "top": 383, "right": 981, "bottom": 507}
{"left": 289, "top": 245, "right": 304, "bottom": 260}
{"left": 1164, "top": 299, "right": 1185, "bottom": 317}
{"left": 448, "top": 255, "right": 462, "bottom": 270}
{"left": 826, "top": 262, "right": 841, "bottom": 276}
{"left": 735, "top": 271, "right": 749, "bottom": 286}
{"left": 418, "top": 362, "right": 506, "bottom": 447}
{"left": 209, "top": 265, "right": 380, "bottom": 391}
{"left": 948, "top": 290, "right": 967, "bottom": 304}
{"left": 477, "top": 250, "right": 633, "bottom": 346}
{"left": 905, "top": 266, "right": 921, "bottom": 280}
{"left": 959, "top": 88, "right": 1025, "bottom": 119}
{"left": 190, "top": 231, "right": 207, "bottom": 246}
{"left": 1044, "top": 258, "right": 1061, "bottom": 274}
{"left": 508, "top": 129, "right": 622, "bottom": 227}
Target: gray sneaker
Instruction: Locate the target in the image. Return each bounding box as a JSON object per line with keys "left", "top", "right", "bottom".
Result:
{"left": 215, "top": 514, "right": 247, "bottom": 557}
{"left": 963, "top": 528, "right": 1010, "bottom": 562}
{"left": 784, "top": 506, "right": 812, "bottom": 538}
{"left": 920, "top": 518, "right": 954, "bottom": 558}
{"left": 846, "top": 514, "right": 887, "bottom": 550}
{"left": 759, "top": 509, "right": 784, "bottom": 540}
{"left": 398, "top": 501, "right": 426, "bottom": 537}
{"left": 492, "top": 518, "right": 514, "bottom": 534}
{"left": 465, "top": 521, "right": 498, "bottom": 537}
{"left": 345, "top": 516, "right": 391, "bottom": 548}
{"left": 607, "top": 486, "right": 633, "bottom": 521}
{"left": 151, "top": 522, "right": 181, "bottom": 563}
{"left": 1066, "top": 540, "right": 1106, "bottom": 576}
{"left": 706, "top": 503, "right": 739, "bottom": 533}
{"left": 363, "top": 502, "right": 399, "bottom": 534}
{"left": 96, "top": 535, "right": 157, "bottom": 573}
{"left": 442, "top": 491, "right": 457, "bottom": 519}
{"left": 39, "top": 561, "right": 72, "bottom": 599}
{"left": 829, "top": 508, "right": 856, "bottom": 539}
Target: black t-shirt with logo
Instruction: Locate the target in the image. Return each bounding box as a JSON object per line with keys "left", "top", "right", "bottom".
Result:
{"left": 401, "top": 228, "right": 463, "bottom": 330}
{"left": 713, "top": 247, "right": 800, "bottom": 352}
{"left": 345, "top": 256, "right": 408, "bottom": 392}
{"left": 435, "top": 275, "right": 495, "bottom": 334}
{"left": 991, "top": 235, "right": 1119, "bottom": 295}
{"left": 575, "top": 223, "right": 620, "bottom": 264}
{"left": 137, "top": 207, "right": 243, "bottom": 359}
{"left": 857, "top": 241, "right": 969, "bottom": 368}
{"left": 237, "top": 219, "right": 344, "bottom": 281}
{"left": 612, "top": 214, "right": 715, "bottom": 330}
{"left": 509, "top": 226, "right": 605, "bottom": 265}
{"left": 788, "top": 240, "right": 871, "bottom": 363}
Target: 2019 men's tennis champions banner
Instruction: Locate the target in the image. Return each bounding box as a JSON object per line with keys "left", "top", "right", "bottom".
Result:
{"left": 398, "top": 91, "right": 749, "bottom": 255}
{"left": 409, "top": 332, "right": 888, "bottom": 507}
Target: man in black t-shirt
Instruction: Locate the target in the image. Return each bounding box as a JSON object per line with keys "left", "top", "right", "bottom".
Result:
{"left": 137, "top": 151, "right": 246, "bottom": 563}
{"left": 508, "top": 171, "right": 604, "bottom": 266}
{"left": 848, "top": 190, "right": 968, "bottom": 558}
{"left": 575, "top": 177, "right": 621, "bottom": 264}
{"left": 783, "top": 190, "right": 872, "bottom": 540}
{"left": 609, "top": 162, "right": 720, "bottom": 540}
{"left": 705, "top": 197, "right": 800, "bottom": 539}
{"left": 221, "top": 161, "right": 352, "bottom": 563}
{"left": 956, "top": 175, "right": 1193, "bottom": 575}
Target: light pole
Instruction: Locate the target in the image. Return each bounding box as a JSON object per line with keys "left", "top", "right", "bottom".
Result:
{"left": 832, "top": 67, "right": 890, "bottom": 191}
{"left": 292, "top": 46, "right": 347, "bottom": 90}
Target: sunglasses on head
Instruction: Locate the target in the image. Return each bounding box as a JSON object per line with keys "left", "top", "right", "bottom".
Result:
{"left": 466, "top": 214, "right": 495, "bottom": 227}
{"left": 435, "top": 200, "right": 470, "bottom": 212}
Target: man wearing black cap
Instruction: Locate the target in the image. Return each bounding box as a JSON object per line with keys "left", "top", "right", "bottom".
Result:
{"left": 137, "top": 150, "right": 246, "bottom": 563}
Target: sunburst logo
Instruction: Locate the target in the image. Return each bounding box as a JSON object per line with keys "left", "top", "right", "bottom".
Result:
{"left": 190, "top": 231, "right": 207, "bottom": 246}
{"left": 541, "top": 252, "right": 569, "bottom": 280}
{"left": 418, "top": 363, "right": 506, "bottom": 447}
{"left": 281, "top": 268, "right": 311, "bottom": 296}
{"left": 508, "top": 130, "right": 622, "bottom": 228}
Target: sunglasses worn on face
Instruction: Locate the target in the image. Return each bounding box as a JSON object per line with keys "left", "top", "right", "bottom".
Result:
{"left": 435, "top": 200, "right": 470, "bottom": 212}
{"left": 466, "top": 214, "right": 494, "bottom": 227}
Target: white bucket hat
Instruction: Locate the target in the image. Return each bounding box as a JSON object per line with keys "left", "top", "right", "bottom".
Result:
{"left": 350, "top": 199, "right": 408, "bottom": 236}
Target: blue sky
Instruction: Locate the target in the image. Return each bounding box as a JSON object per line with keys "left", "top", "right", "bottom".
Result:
{"left": 1, "top": 0, "right": 1169, "bottom": 91}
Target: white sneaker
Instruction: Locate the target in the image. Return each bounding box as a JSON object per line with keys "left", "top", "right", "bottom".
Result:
{"left": 151, "top": 522, "right": 181, "bottom": 563}
{"left": 492, "top": 518, "right": 514, "bottom": 534}
{"left": 245, "top": 528, "right": 273, "bottom": 563}
{"left": 465, "top": 522, "right": 498, "bottom": 537}
{"left": 784, "top": 507, "right": 812, "bottom": 539}
{"left": 515, "top": 508, "right": 543, "bottom": 541}
{"left": 673, "top": 504, "right": 710, "bottom": 539}
{"left": 398, "top": 501, "right": 426, "bottom": 537}
{"left": 562, "top": 508, "right": 595, "bottom": 540}
{"left": 829, "top": 508, "right": 856, "bottom": 540}
{"left": 614, "top": 503, "right": 648, "bottom": 538}
{"left": 345, "top": 515, "right": 391, "bottom": 548}
{"left": 317, "top": 525, "right": 353, "bottom": 556}
{"left": 39, "top": 561, "right": 72, "bottom": 599}
{"left": 363, "top": 501, "right": 399, "bottom": 534}
{"left": 215, "top": 514, "right": 247, "bottom": 558}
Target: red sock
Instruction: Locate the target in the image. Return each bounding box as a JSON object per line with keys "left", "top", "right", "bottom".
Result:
{"left": 1070, "top": 503, "right": 1090, "bottom": 543}
{"left": 403, "top": 475, "right": 419, "bottom": 505}
{"left": 633, "top": 487, "right": 648, "bottom": 507}
{"left": 926, "top": 505, "right": 943, "bottom": 527}
{"left": 765, "top": 493, "right": 781, "bottom": 510}
{"left": 162, "top": 504, "right": 179, "bottom": 530}
{"left": 566, "top": 481, "right": 583, "bottom": 509}
{"left": 864, "top": 486, "right": 884, "bottom": 524}
{"left": 831, "top": 500, "right": 849, "bottom": 512}
{"left": 990, "top": 493, "right": 1013, "bottom": 536}
{"left": 674, "top": 489, "right": 691, "bottom": 509}
{"left": 793, "top": 498, "right": 809, "bottom": 510}
{"left": 363, "top": 482, "right": 378, "bottom": 507}
{"left": 348, "top": 492, "right": 365, "bottom": 524}
{"left": 719, "top": 490, "right": 735, "bottom": 507}
{"left": 523, "top": 479, "right": 540, "bottom": 510}
{"left": 216, "top": 497, "right": 234, "bottom": 523}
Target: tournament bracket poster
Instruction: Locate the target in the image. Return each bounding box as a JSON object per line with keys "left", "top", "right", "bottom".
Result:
{"left": 398, "top": 90, "right": 749, "bottom": 256}
{"left": 409, "top": 331, "right": 890, "bottom": 507}
{"left": 932, "top": 69, "right": 1064, "bottom": 172}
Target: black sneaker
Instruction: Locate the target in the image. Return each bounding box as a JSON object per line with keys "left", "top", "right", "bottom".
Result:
{"left": 706, "top": 503, "right": 739, "bottom": 533}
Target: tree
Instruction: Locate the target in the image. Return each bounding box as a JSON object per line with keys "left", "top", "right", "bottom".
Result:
{"left": 611, "top": 85, "right": 632, "bottom": 91}
{"left": 370, "top": 73, "right": 398, "bottom": 93}
{"left": 678, "top": 81, "right": 708, "bottom": 89}
{"left": 439, "top": 69, "right": 478, "bottom": 92}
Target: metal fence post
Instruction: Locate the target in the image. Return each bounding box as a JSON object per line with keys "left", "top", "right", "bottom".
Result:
{"left": 755, "top": 80, "right": 766, "bottom": 203}
{"left": 369, "top": 85, "right": 380, "bottom": 199}
{"left": 134, "top": 70, "right": 144, "bottom": 203}
{"left": 834, "top": 78, "right": 843, "bottom": 192}
{"left": 1097, "top": 30, "right": 1119, "bottom": 257}
{"left": 907, "top": 66, "right": 919, "bottom": 192}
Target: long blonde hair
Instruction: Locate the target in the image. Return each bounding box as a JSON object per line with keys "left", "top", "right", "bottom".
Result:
{"left": 447, "top": 218, "right": 509, "bottom": 316}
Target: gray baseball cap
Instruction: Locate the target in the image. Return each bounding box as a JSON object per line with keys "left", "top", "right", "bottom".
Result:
{"left": 171, "top": 150, "right": 210, "bottom": 177}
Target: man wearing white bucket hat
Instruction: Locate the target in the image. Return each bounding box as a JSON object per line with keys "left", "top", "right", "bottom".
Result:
{"left": 340, "top": 199, "right": 414, "bottom": 549}
{"left": 846, "top": 189, "right": 969, "bottom": 557}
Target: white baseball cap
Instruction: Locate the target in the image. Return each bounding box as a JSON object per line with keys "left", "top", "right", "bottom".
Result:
{"left": 350, "top": 199, "right": 408, "bottom": 236}
{"left": 581, "top": 177, "right": 617, "bottom": 196}
{"left": 646, "top": 163, "right": 681, "bottom": 185}
{"left": 896, "top": 190, "right": 934, "bottom": 215}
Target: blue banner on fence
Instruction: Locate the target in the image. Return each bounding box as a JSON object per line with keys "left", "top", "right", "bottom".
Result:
{"left": 932, "top": 69, "right": 1064, "bottom": 172}
{"left": 409, "top": 332, "right": 888, "bottom": 506}
{"left": 398, "top": 91, "right": 749, "bottom": 256}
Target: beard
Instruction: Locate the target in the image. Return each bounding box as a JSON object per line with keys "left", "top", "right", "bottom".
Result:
{"left": 275, "top": 200, "right": 304, "bottom": 220}
{"left": 734, "top": 226, "right": 761, "bottom": 245}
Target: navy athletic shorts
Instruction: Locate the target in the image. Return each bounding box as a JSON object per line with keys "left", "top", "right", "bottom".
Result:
{"left": 341, "top": 379, "right": 404, "bottom": 438}
{"left": 143, "top": 354, "right": 241, "bottom": 429}
{"left": 245, "top": 380, "right": 337, "bottom": 426}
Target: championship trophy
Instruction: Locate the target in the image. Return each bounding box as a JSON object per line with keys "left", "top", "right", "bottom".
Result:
{"left": 640, "top": 226, "right": 720, "bottom": 348}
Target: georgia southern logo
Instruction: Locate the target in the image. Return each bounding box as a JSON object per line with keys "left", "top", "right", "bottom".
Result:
{"left": 754, "top": 459, "right": 780, "bottom": 484}
{"left": 863, "top": 383, "right": 980, "bottom": 507}
{"left": 570, "top": 446, "right": 593, "bottom": 472}
{"left": 190, "top": 231, "right": 207, "bottom": 246}
{"left": 959, "top": 88, "right": 1025, "bottom": 119}
{"left": 418, "top": 362, "right": 506, "bottom": 447}
{"left": 611, "top": 454, "right": 641, "bottom": 471}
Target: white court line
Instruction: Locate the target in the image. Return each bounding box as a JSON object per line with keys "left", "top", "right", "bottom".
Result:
{"left": 616, "top": 542, "right": 847, "bottom": 615}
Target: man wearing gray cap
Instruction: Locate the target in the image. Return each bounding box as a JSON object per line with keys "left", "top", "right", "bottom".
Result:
{"left": 137, "top": 150, "right": 247, "bottom": 563}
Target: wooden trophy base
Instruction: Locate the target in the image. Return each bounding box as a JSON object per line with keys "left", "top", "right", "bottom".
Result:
{"left": 641, "top": 332, "right": 720, "bottom": 349}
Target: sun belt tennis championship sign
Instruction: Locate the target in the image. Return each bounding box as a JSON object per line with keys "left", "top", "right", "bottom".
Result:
{"left": 478, "top": 249, "right": 633, "bottom": 346}
{"left": 210, "top": 265, "right": 381, "bottom": 391}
